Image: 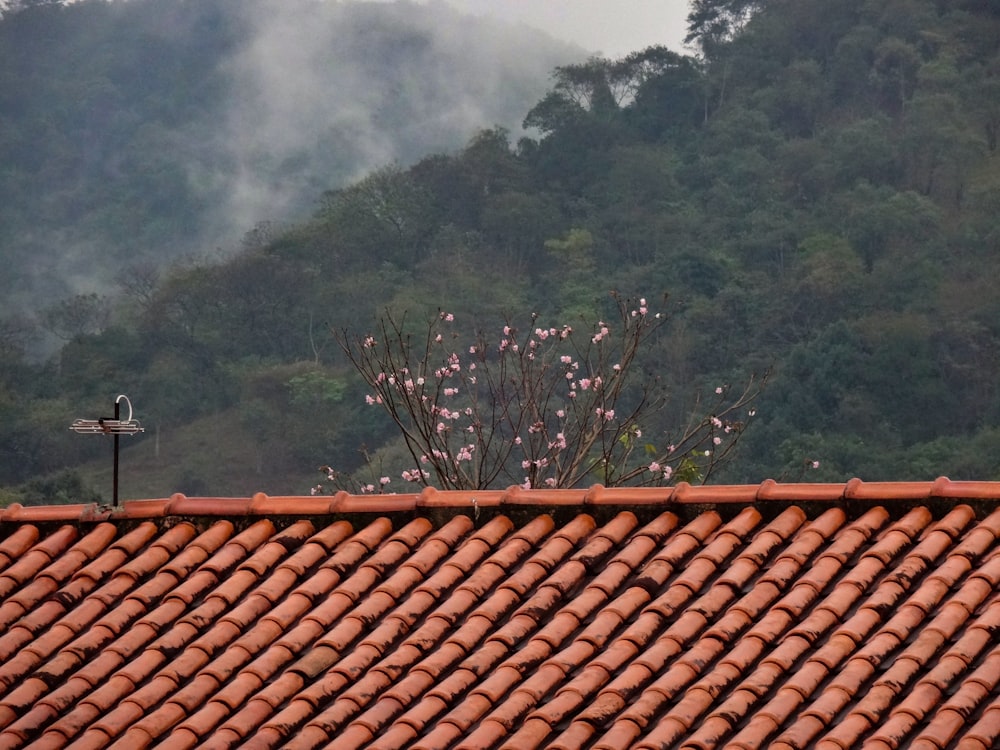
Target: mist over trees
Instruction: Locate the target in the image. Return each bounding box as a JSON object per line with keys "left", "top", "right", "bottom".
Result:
{"left": 2, "top": 0, "right": 1000, "bottom": 501}
{"left": 0, "top": 0, "right": 581, "bottom": 326}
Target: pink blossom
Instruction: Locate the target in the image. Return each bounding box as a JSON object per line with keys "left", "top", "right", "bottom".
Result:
{"left": 435, "top": 334, "right": 442, "bottom": 343}
{"left": 365, "top": 394, "right": 376, "bottom": 405}
{"left": 444, "top": 387, "right": 458, "bottom": 397}
{"left": 379, "top": 476, "right": 391, "bottom": 486}
{"left": 521, "top": 478, "right": 531, "bottom": 490}
{"left": 522, "top": 459, "right": 532, "bottom": 469}
{"left": 560, "top": 355, "right": 572, "bottom": 364}
{"left": 469, "top": 345, "right": 478, "bottom": 354}
{"left": 663, "top": 465, "right": 673, "bottom": 479}
{"left": 544, "top": 478, "right": 558, "bottom": 487}
{"left": 648, "top": 461, "right": 661, "bottom": 473}
{"left": 363, "top": 336, "right": 376, "bottom": 348}
{"left": 503, "top": 325, "right": 512, "bottom": 335}
{"left": 715, "top": 386, "right": 724, "bottom": 394}
{"left": 578, "top": 378, "right": 592, "bottom": 390}
{"left": 556, "top": 409, "right": 565, "bottom": 418}
{"left": 811, "top": 460, "right": 820, "bottom": 469}
{"left": 713, "top": 436, "right": 722, "bottom": 445}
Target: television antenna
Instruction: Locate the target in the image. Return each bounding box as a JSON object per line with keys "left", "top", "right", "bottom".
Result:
{"left": 70, "top": 394, "right": 144, "bottom": 506}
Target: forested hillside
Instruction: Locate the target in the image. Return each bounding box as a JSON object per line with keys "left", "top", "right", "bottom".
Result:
{"left": 3, "top": 0, "right": 1000, "bottom": 502}
{"left": 0, "top": 0, "right": 580, "bottom": 329}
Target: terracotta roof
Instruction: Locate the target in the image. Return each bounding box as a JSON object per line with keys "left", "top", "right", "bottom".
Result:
{"left": 1, "top": 478, "right": 999, "bottom": 749}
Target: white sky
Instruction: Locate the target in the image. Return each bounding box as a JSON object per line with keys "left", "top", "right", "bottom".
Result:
{"left": 435, "top": 0, "right": 693, "bottom": 58}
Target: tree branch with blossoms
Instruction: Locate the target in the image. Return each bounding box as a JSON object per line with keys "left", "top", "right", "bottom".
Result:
{"left": 325, "top": 293, "right": 765, "bottom": 492}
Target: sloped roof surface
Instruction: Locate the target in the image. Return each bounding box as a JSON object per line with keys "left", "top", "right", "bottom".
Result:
{"left": 1, "top": 479, "right": 1000, "bottom": 749}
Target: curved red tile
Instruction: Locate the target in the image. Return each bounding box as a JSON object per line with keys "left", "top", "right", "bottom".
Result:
{"left": 2, "top": 484, "right": 1000, "bottom": 750}
{"left": 0, "top": 525, "right": 40, "bottom": 571}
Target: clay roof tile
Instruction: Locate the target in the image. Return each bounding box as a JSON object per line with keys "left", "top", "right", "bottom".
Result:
{"left": 2, "top": 482, "right": 1000, "bottom": 747}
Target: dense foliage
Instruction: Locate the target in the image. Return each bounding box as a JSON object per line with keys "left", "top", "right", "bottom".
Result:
{"left": 2, "top": 0, "right": 1000, "bottom": 501}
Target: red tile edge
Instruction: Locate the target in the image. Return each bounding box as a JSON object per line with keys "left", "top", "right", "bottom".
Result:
{"left": 2, "top": 478, "right": 998, "bottom": 523}
{"left": 0, "top": 503, "right": 110, "bottom": 523}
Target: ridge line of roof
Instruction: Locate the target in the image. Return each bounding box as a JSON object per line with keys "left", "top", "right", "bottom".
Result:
{"left": 2, "top": 478, "right": 999, "bottom": 524}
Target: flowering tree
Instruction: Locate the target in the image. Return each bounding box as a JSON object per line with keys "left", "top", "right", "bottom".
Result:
{"left": 324, "top": 293, "right": 763, "bottom": 493}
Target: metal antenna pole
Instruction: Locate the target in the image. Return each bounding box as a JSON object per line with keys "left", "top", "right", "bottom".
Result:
{"left": 70, "top": 394, "right": 143, "bottom": 508}
{"left": 113, "top": 397, "right": 120, "bottom": 507}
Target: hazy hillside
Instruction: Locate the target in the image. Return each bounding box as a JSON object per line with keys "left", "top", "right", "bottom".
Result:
{"left": 0, "top": 0, "right": 582, "bottom": 325}
{"left": 3, "top": 0, "right": 1000, "bottom": 502}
